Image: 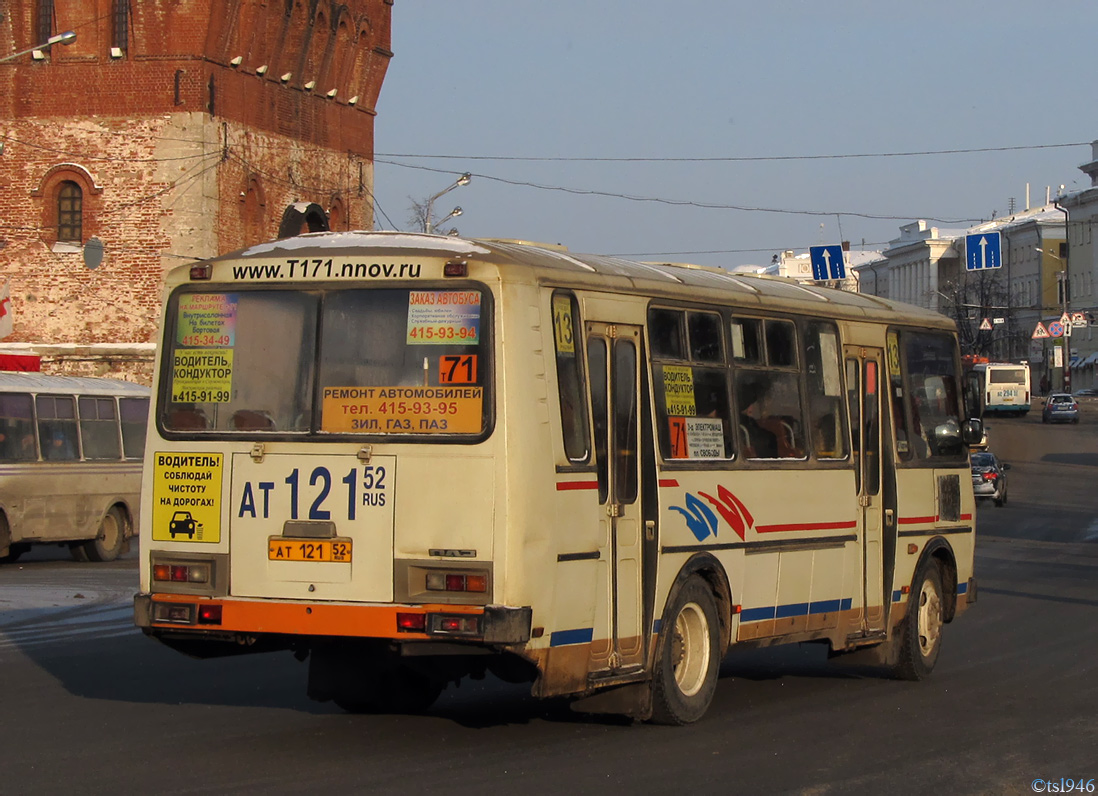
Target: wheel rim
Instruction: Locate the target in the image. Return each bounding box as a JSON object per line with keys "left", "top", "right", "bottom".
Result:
{"left": 917, "top": 577, "right": 943, "bottom": 659}
{"left": 670, "top": 601, "right": 711, "bottom": 697}
{"left": 99, "top": 512, "right": 121, "bottom": 551}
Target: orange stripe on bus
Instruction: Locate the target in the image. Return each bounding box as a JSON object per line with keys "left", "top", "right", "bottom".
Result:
{"left": 148, "top": 594, "right": 483, "bottom": 639}
{"left": 556, "top": 481, "right": 599, "bottom": 491}
{"left": 754, "top": 520, "right": 858, "bottom": 533}
{"left": 898, "top": 515, "right": 938, "bottom": 525}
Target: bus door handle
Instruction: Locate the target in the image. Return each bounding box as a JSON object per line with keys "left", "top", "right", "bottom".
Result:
{"left": 607, "top": 503, "right": 622, "bottom": 518}
{"left": 645, "top": 520, "right": 655, "bottom": 541}
{"left": 885, "top": 509, "right": 895, "bottom": 526}
{"left": 858, "top": 494, "right": 871, "bottom": 508}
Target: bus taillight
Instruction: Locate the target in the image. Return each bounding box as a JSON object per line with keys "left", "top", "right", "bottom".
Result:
{"left": 153, "top": 562, "right": 210, "bottom": 583}
{"left": 425, "top": 570, "right": 488, "bottom": 593}
{"left": 396, "top": 612, "right": 426, "bottom": 632}
{"left": 197, "top": 604, "right": 223, "bottom": 625}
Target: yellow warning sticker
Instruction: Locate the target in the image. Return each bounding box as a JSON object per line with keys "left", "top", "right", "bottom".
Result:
{"left": 152, "top": 452, "right": 223, "bottom": 543}
{"left": 663, "top": 365, "right": 696, "bottom": 416}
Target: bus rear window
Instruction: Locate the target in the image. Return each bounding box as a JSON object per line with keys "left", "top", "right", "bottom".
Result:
{"left": 989, "top": 368, "right": 1027, "bottom": 384}
{"left": 161, "top": 288, "right": 490, "bottom": 437}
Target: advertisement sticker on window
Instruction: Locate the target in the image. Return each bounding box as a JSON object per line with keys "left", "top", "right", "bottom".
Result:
{"left": 669, "top": 417, "right": 725, "bottom": 459}
{"left": 663, "top": 365, "right": 697, "bottom": 416}
{"left": 171, "top": 349, "right": 234, "bottom": 403}
{"left": 320, "top": 385, "right": 483, "bottom": 433}
{"left": 406, "top": 290, "right": 481, "bottom": 344}
{"left": 177, "top": 293, "right": 238, "bottom": 348}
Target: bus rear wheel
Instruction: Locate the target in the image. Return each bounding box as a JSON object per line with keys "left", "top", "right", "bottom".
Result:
{"left": 0, "top": 515, "right": 24, "bottom": 563}
{"left": 892, "top": 561, "right": 944, "bottom": 681}
{"left": 83, "top": 507, "right": 125, "bottom": 563}
{"left": 650, "top": 576, "right": 720, "bottom": 725}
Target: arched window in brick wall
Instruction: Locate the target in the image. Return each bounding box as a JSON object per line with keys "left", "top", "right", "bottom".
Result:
{"left": 240, "top": 174, "right": 267, "bottom": 247}
{"left": 32, "top": 164, "right": 102, "bottom": 246}
{"left": 329, "top": 13, "right": 355, "bottom": 98}
{"left": 282, "top": 0, "right": 310, "bottom": 87}
{"left": 347, "top": 27, "right": 372, "bottom": 105}
{"left": 231, "top": 0, "right": 263, "bottom": 69}
{"left": 112, "top": 0, "right": 130, "bottom": 52}
{"left": 36, "top": 0, "right": 54, "bottom": 44}
{"left": 303, "top": 7, "right": 331, "bottom": 90}
{"left": 327, "top": 196, "right": 346, "bottom": 232}
{"left": 263, "top": 0, "right": 293, "bottom": 78}
{"left": 57, "top": 182, "right": 82, "bottom": 242}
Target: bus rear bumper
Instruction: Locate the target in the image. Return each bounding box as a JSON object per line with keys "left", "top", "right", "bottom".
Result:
{"left": 134, "top": 593, "right": 531, "bottom": 646}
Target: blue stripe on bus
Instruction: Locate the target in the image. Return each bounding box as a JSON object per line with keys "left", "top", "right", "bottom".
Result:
{"left": 892, "top": 590, "right": 903, "bottom": 603}
{"left": 652, "top": 618, "right": 662, "bottom": 634}
{"left": 741, "top": 597, "right": 855, "bottom": 623}
{"left": 957, "top": 582, "right": 968, "bottom": 594}
{"left": 549, "top": 628, "right": 594, "bottom": 647}
{"left": 776, "top": 602, "right": 810, "bottom": 619}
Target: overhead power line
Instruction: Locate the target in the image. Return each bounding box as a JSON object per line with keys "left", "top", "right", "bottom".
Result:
{"left": 375, "top": 159, "right": 983, "bottom": 224}
{"left": 375, "top": 141, "right": 1091, "bottom": 163}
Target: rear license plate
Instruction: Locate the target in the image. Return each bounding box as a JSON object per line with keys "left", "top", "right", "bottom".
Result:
{"left": 268, "top": 538, "right": 353, "bottom": 562}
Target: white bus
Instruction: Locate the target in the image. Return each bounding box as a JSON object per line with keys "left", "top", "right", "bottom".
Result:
{"left": 136, "top": 233, "right": 982, "bottom": 723}
{"left": 0, "top": 372, "right": 150, "bottom": 563}
{"left": 966, "top": 361, "right": 1030, "bottom": 416}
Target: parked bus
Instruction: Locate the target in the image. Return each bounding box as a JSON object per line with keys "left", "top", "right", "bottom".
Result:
{"left": 0, "top": 372, "right": 150, "bottom": 563}
{"left": 965, "top": 360, "right": 1030, "bottom": 416}
{"left": 135, "top": 232, "right": 982, "bottom": 723}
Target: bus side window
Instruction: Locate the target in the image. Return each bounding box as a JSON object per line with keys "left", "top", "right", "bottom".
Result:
{"left": 732, "top": 319, "right": 805, "bottom": 460}
{"left": 79, "top": 396, "right": 122, "bottom": 460}
{"left": 650, "top": 307, "right": 733, "bottom": 461}
{"left": 552, "top": 292, "right": 590, "bottom": 463}
{"left": 120, "top": 397, "right": 150, "bottom": 459}
{"left": 901, "top": 331, "right": 964, "bottom": 460}
{"left": 37, "top": 394, "right": 79, "bottom": 461}
{"left": 805, "top": 322, "right": 846, "bottom": 459}
{"left": 0, "top": 392, "right": 36, "bottom": 462}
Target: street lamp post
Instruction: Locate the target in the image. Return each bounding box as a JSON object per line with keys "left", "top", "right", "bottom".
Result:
{"left": 0, "top": 31, "right": 77, "bottom": 63}
{"left": 1036, "top": 246, "right": 1071, "bottom": 392}
{"left": 433, "top": 206, "right": 462, "bottom": 232}
{"left": 424, "top": 173, "right": 470, "bottom": 233}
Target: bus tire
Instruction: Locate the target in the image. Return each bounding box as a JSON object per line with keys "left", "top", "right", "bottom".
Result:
{"left": 892, "top": 561, "right": 945, "bottom": 681}
{"left": 0, "top": 516, "right": 28, "bottom": 563}
{"left": 649, "top": 576, "right": 720, "bottom": 725}
{"left": 0, "top": 514, "right": 13, "bottom": 563}
{"left": 84, "top": 506, "right": 125, "bottom": 563}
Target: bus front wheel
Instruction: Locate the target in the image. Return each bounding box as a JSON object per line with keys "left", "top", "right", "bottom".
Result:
{"left": 892, "top": 561, "right": 945, "bottom": 681}
{"left": 650, "top": 576, "right": 720, "bottom": 725}
{"left": 83, "top": 507, "right": 125, "bottom": 563}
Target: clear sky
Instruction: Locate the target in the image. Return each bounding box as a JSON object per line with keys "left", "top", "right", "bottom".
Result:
{"left": 372, "top": 0, "right": 1098, "bottom": 270}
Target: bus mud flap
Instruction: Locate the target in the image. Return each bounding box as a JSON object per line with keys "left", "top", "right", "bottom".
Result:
{"left": 570, "top": 682, "right": 652, "bottom": 720}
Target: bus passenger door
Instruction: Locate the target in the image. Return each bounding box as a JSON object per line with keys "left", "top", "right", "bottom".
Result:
{"left": 845, "top": 347, "right": 887, "bottom": 634}
{"left": 586, "top": 323, "right": 646, "bottom": 673}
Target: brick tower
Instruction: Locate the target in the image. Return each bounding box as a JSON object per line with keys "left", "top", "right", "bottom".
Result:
{"left": 0, "top": 1, "right": 392, "bottom": 379}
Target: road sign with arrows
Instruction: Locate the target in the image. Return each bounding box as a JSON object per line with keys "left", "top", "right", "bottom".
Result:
{"left": 965, "top": 232, "right": 1002, "bottom": 271}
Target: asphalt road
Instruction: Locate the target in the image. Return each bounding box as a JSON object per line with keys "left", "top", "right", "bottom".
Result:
{"left": 1, "top": 407, "right": 1095, "bottom": 795}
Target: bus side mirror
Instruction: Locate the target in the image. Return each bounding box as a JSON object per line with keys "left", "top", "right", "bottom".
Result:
{"left": 961, "top": 418, "right": 983, "bottom": 446}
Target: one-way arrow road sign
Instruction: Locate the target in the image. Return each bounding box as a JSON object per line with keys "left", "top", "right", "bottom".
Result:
{"left": 809, "top": 245, "right": 846, "bottom": 280}
{"left": 966, "top": 232, "right": 1002, "bottom": 271}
